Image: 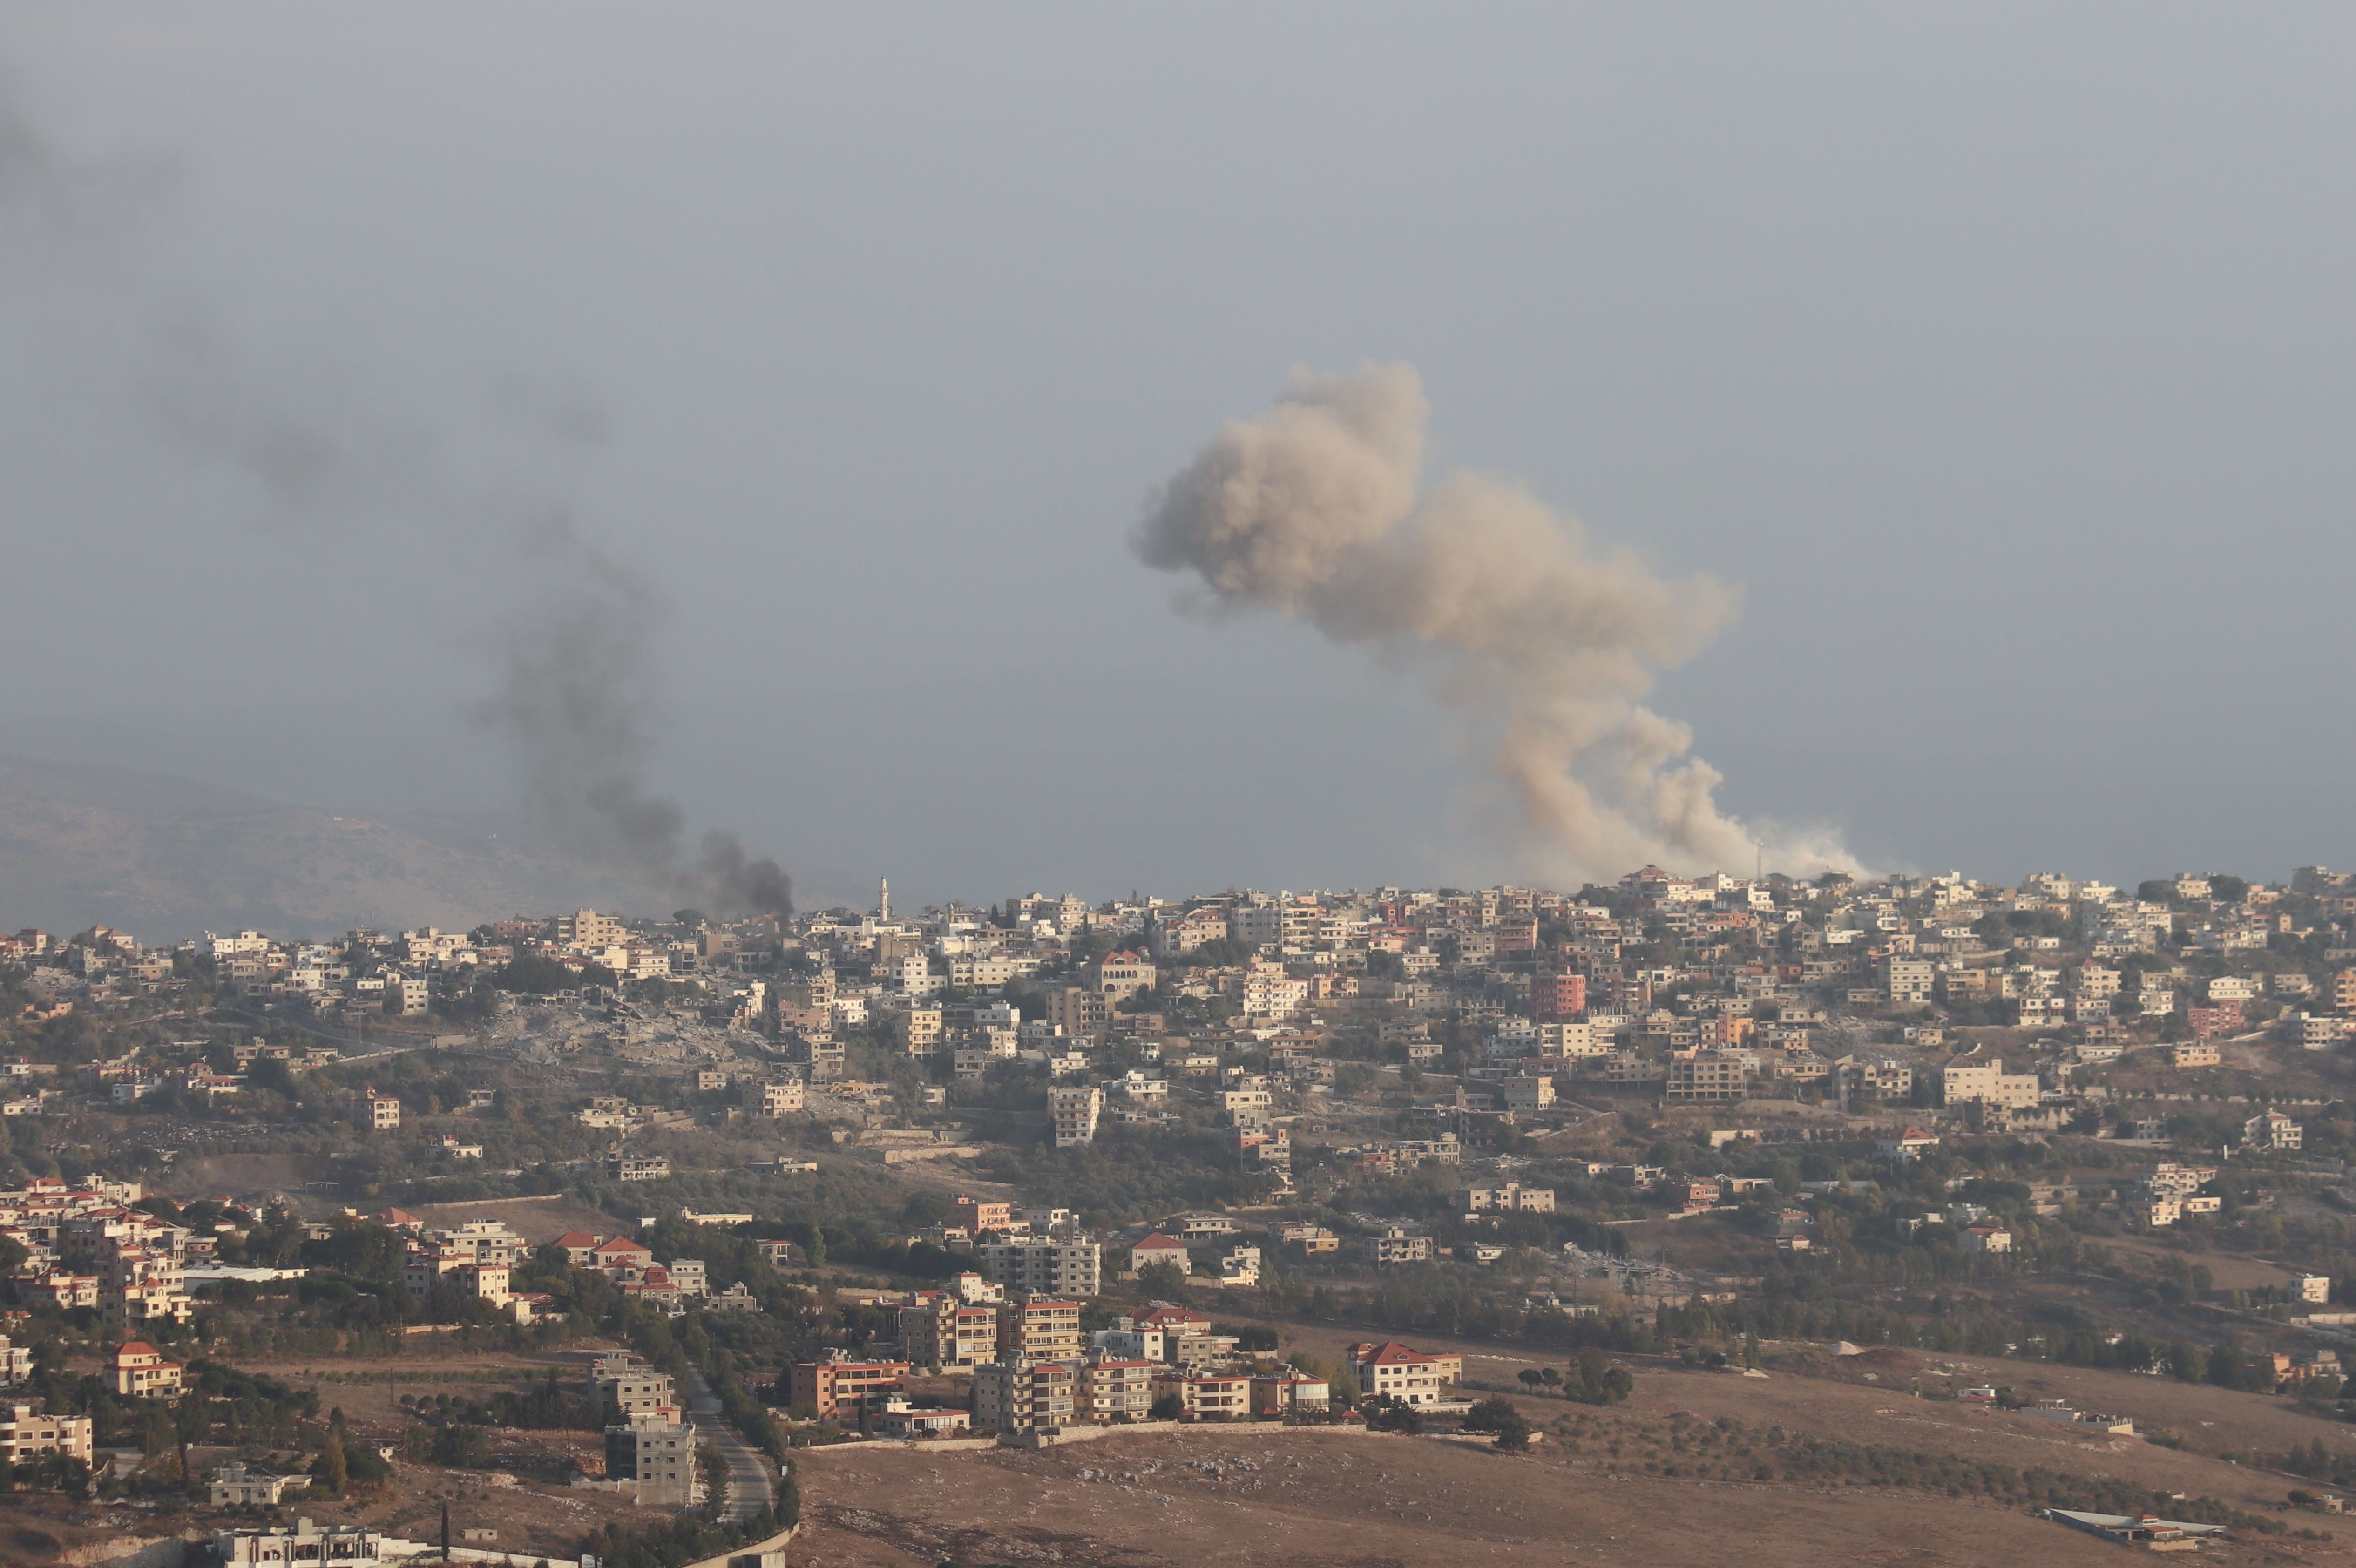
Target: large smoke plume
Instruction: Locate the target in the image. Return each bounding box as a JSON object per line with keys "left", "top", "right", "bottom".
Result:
{"left": 1136, "top": 364, "right": 1854, "bottom": 881}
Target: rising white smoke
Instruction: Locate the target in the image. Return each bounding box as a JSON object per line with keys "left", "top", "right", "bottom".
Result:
{"left": 1135, "top": 363, "right": 1856, "bottom": 881}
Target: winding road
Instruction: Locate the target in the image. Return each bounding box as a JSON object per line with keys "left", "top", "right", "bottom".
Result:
{"left": 687, "top": 1369, "right": 777, "bottom": 1520}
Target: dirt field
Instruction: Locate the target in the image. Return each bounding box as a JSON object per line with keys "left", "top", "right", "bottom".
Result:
{"left": 412, "top": 1194, "right": 622, "bottom": 1242}
{"left": 2085, "top": 1232, "right": 2297, "bottom": 1291}
{"left": 1259, "top": 1316, "right": 2356, "bottom": 1495}
{"left": 162, "top": 1150, "right": 339, "bottom": 1202}
{"left": 275, "top": 1451, "right": 646, "bottom": 1556}
{"left": 214, "top": 1344, "right": 647, "bottom": 1551}
{"left": 789, "top": 1424, "right": 2307, "bottom": 1568}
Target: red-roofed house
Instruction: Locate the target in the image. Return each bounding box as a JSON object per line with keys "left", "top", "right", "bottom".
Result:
{"left": 1345, "top": 1341, "right": 1462, "bottom": 1406}
{"left": 591, "top": 1236, "right": 655, "bottom": 1275}
{"left": 1136, "top": 1304, "right": 1212, "bottom": 1336}
{"left": 112, "top": 1341, "right": 182, "bottom": 1398}
{"left": 552, "top": 1231, "right": 605, "bottom": 1268}
{"left": 1127, "top": 1232, "right": 1191, "bottom": 1274}
{"left": 620, "top": 1265, "right": 683, "bottom": 1312}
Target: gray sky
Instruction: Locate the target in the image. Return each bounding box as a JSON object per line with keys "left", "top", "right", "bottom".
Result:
{"left": 5, "top": 5, "right": 2354, "bottom": 907}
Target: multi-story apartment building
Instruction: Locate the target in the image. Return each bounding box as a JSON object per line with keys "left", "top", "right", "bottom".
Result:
{"left": 0, "top": 1403, "right": 94, "bottom": 1464}
{"left": 750, "top": 1080, "right": 805, "bottom": 1115}
{"left": 1882, "top": 957, "right": 1935, "bottom": 1006}
{"left": 787, "top": 1352, "right": 910, "bottom": 1423}
{"left": 1150, "top": 1369, "right": 1250, "bottom": 1419}
{"left": 1939, "top": 1056, "right": 2039, "bottom": 1109}
{"left": 1531, "top": 968, "right": 1587, "bottom": 1022}
{"left": 1048, "top": 1082, "right": 1102, "bottom": 1148}
{"left": 998, "top": 1298, "right": 1085, "bottom": 1363}
{"left": 893, "top": 1005, "right": 944, "bottom": 1056}
{"left": 1076, "top": 1357, "right": 1157, "bottom": 1422}
{"left": 102, "top": 1247, "right": 192, "bottom": 1329}
{"left": 973, "top": 1358, "right": 1076, "bottom": 1434}
{"left": 1044, "top": 987, "right": 1108, "bottom": 1037}
{"left": 1227, "top": 901, "right": 1283, "bottom": 949}
{"left": 1537, "top": 1021, "right": 1603, "bottom": 1061}
{"left": 1363, "top": 1228, "right": 1432, "bottom": 1265}
{"left": 591, "top": 1357, "right": 677, "bottom": 1418}
{"left": 900, "top": 1298, "right": 1003, "bottom": 1370}
{"left": 1834, "top": 1055, "right": 1914, "bottom": 1100}
{"left": 1665, "top": 1048, "right": 1750, "bottom": 1103}
{"left": 975, "top": 1237, "right": 1101, "bottom": 1299}
{"left": 555, "top": 910, "right": 626, "bottom": 951}
{"left": 604, "top": 1411, "right": 701, "bottom": 1507}
{"left": 1461, "top": 1182, "right": 1554, "bottom": 1213}
{"left": 951, "top": 1194, "right": 1013, "bottom": 1235}
{"left": 1249, "top": 1371, "right": 1332, "bottom": 1415}
{"left": 1218, "top": 1084, "right": 1274, "bottom": 1119}
{"left": 1501, "top": 1075, "right": 1556, "bottom": 1112}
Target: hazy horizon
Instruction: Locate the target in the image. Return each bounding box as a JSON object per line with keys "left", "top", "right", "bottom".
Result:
{"left": 7, "top": 6, "right": 2356, "bottom": 916}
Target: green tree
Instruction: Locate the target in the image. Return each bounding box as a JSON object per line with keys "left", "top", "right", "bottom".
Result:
{"left": 775, "top": 1458, "right": 799, "bottom": 1529}
{"left": 173, "top": 1393, "right": 207, "bottom": 1485}
{"left": 319, "top": 1410, "right": 349, "bottom": 1495}
{"left": 430, "top": 1424, "right": 487, "bottom": 1467}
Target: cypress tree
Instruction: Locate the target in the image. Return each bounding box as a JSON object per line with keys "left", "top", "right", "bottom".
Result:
{"left": 322, "top": 1409, "right": 349, "bottom": 1495}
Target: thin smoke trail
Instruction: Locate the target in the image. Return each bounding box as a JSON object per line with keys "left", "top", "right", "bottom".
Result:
{"left": 0, "top": 67, "right": 791, "bottom": 917}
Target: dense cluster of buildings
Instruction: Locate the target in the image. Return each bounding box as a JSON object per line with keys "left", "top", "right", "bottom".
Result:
{"left": 765, "top": 1194, "right": 1467, "bottom": 1439}
{"left": 0, "top": 1176, "right": 196, "bottom": 1329}
{"left": 791, "top": 1288, "right": 1350, "bottom": 1438}
{"left": 19, "top": 861, "right": 2356, "bottom": 1175}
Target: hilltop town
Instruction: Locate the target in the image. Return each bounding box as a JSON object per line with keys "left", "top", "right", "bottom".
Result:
{"left": 7, "top": 864, "right": 2356, "bottom": 1564}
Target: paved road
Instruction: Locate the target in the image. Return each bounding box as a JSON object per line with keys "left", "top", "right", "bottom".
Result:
{"left": 687, "top": 1369, "right": 776, "bottom": 1520}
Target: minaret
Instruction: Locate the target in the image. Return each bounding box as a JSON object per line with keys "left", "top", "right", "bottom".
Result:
{"left": 879, "top": 876, "right": 891, "bottom": 922}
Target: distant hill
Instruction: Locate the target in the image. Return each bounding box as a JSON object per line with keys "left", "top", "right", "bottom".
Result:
{"left": 0, "top": 753, "right": 668, "bottom": 944}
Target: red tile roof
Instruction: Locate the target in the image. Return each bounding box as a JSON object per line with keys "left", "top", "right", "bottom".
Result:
{"left": 1352, "top": 1340, "right": 1441, "bottom": 1366}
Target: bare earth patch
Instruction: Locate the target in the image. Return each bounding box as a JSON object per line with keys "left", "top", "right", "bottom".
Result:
{"left": 786, "top": 1425, "right": 2315, "bottom": 1568}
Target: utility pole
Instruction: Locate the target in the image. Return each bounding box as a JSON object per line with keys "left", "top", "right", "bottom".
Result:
{"left": 440, "top": 1500, "right": 450, "bottom": 1561}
